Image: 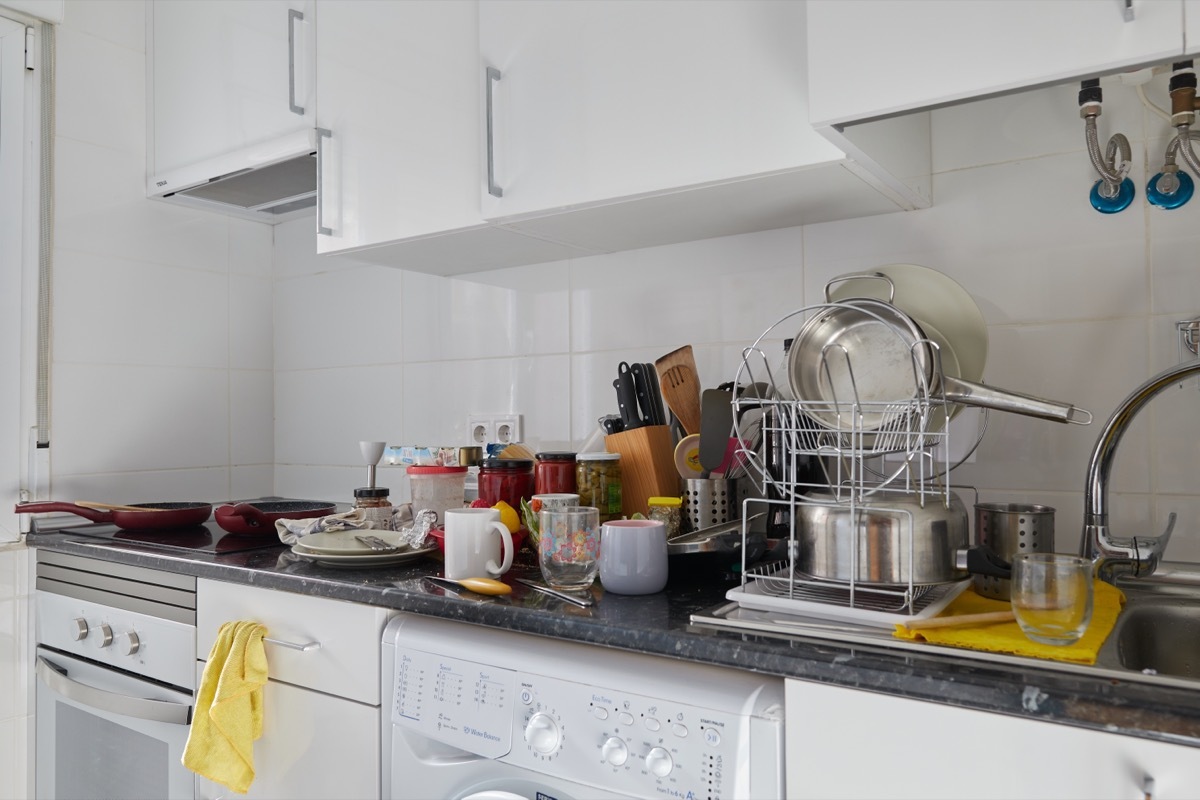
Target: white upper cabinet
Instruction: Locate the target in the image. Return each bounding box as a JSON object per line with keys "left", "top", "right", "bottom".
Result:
{"left": 477, "top": 0, "right": 923, "bottom": 254}
{"left": 149, "top": 0, "right": 315, "bottom": 175}
{"left": 1188, "top": 0, "right": 1200, "bottom": 56}
{"left": 312, "top": 0, "right": 588, "bottom": 273}
{"left": 808, "top": 0, "right": 1187, "bottom": 127}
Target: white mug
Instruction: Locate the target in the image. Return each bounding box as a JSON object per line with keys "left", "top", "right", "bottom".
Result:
{"left": 442, "top": 508, "right": 514, "bottom": 580}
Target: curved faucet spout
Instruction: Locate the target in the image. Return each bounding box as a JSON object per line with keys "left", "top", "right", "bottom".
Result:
{"left": 1082, "top": 359, "right": 1200, "bottom": 580}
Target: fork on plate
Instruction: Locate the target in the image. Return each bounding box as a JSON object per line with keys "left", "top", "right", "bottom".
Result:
{"left": 355, "top": 534, "right": 399, "bottom": 552}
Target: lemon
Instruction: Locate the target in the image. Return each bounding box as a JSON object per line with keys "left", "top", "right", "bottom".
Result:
{"left": 492, "top": 501, "right": 520, "bottom": 533}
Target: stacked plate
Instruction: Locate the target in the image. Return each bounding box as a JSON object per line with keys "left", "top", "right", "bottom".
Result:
{"left": 291, "top": 529, "right": 436, "bottom": 568}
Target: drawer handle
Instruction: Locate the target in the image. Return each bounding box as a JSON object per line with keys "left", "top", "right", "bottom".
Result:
{"left": 263, "top": 636, "right": 321, "bottom": 653}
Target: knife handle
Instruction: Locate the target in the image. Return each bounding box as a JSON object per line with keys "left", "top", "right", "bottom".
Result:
{"left": 630, "top": 363, "right": 657, "bottom": 426}
{"left": 615, "top": 364, "right": 645, "bottom": 430}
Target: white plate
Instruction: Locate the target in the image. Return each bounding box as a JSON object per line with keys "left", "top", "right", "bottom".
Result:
{"left": 297, "top": 529, "right": 405, "bottom": 555}
{"left": 290, "top": 542, "right": 436, "bottom": 567}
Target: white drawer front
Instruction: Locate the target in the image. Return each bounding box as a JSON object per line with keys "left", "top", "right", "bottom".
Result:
{"left": 197, "top": 579, "right": 392, "bottom": 705}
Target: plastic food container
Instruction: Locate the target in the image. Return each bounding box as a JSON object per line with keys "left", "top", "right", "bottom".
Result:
{"left": 406, "top": 466, "right": 468, "bottom": 525}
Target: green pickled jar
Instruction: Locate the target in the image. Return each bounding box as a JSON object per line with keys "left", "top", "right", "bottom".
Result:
{"left": 575, "top": 452, "right": 622, "bottom": 521}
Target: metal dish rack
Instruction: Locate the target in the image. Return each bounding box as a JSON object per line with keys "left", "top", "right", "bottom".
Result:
{"left": 726, "top": 304, "right": 972, "bottom": 626}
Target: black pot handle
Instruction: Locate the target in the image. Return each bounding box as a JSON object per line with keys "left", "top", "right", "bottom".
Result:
{"left": 956, "top": 545, "right": 1012, "bottom": 580}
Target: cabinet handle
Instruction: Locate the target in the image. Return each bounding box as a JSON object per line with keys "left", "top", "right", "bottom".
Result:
{"left": 486, "top": 66, "right": 503, "bottom": 198}
{"left": 263, "top": 636, "right": 322, "bottom": 652}
{"left": 316, "top": 127, "right": 333, "bottom": 236}
{"left": 288, "top": 8, "right": 305, "bottom": 115}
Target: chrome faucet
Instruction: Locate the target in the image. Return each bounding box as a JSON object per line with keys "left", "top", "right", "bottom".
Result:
{"left": 1081, "top": 359, "right": 1200, "bottom": 581}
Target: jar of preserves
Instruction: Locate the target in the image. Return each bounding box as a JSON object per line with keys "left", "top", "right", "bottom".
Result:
{"left": 647, "top": 496, "right": 682, "bottom": 538}
{"left": 353, "top": 487, "right": 393, "bottom": 530}
{"left": 477, "top": 458, "right": 535, "bottom": 510}
{"left": 576, "top": 452, "right": 622, "bottom": 521}
{"left": 535, "top": 451, "right": 577, "bottom": 496}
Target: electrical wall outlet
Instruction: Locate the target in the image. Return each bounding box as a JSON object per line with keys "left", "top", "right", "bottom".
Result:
{"left": 467, "top": 413, "right": 524, "bottom": 444}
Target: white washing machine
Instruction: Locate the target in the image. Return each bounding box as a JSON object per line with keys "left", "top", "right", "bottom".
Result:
{"left": 382, "top": 614, "right": 785, "bottom": 800}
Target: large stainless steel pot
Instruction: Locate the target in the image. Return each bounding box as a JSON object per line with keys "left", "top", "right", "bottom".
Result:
{"left": 795, "top": 490, "right": 1011, "bottom": 586}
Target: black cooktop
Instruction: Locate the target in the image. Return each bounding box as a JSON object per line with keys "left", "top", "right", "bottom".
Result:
{"left": 29, "top": 516, "right": 287, "bottom": 555}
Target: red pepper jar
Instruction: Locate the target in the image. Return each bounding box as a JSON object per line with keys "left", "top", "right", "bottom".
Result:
{"left": 535, "top": 452, "right": 577, "bottom": 496}
{"left": 477, "top": 457, "right": 535, "bottom": 510}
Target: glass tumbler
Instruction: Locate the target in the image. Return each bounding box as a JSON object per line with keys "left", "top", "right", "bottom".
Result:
{"left": 1010, "top": 553, "right": 1094, "bottom": 646}
{"left": 537, "top": 506, "right": 600, "bottom": 590}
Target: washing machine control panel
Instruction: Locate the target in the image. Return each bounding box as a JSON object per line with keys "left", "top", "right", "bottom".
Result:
{"left": 392, "top": 644, "right": 762, "bottom": 799}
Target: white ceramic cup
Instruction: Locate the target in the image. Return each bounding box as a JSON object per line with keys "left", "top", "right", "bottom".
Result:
{"left": 442, "top": 508, "right": 514, "bottom": 581}
{"left": 598, "top": 519, "right": 669, "bottom": 595}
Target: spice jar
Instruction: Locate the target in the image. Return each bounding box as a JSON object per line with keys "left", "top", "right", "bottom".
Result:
{"left": 535, "top": 451, "right": 577, "bottom": 496}
{"left": 647, "top": 496, "right": 682, "bottom": 538}
{"left": 353, "top": 487, "right": 393, "bottom": 530}
{"left": 576, "top": 452, "right": 622, "bottom": 522}
{"left": 477, "top": 457, "right": 535, "bottom": 510}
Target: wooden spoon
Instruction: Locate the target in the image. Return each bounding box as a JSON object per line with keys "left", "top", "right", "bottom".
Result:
{"left": 898, "top": 610, "right": 1015, "bottom": 632}
{"left": 75, "top": 501, "right": 166, "bottom": 512}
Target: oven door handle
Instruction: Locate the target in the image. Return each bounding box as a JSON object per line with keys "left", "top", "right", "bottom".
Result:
{"left": 36, "top": 657, "right": 192, "bottom": 726}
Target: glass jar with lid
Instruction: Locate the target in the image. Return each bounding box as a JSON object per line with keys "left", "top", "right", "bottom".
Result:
{"left": 576, "top": 452, "right": 622, "bottom": 522}
{"left": 647, "top": 496, "right": 682, "bottom": 538}
{"left": 477, "top": 457, "right": 535, "bottom": 510}
{"left": 535, "top": 451, "right": 577, "bottom": 496}
{"left": 353, "top": 486, "right": 393, "bottom": 530}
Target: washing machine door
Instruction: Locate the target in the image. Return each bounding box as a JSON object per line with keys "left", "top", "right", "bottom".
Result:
{"left": 455, "top": 776, "right": 631, "bottom": 800}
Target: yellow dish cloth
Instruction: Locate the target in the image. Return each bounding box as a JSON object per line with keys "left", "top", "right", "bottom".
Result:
{"left": 893, "top": 581, "right": 1125, "bottom": 665}
{"left": 182, "top": 621, "right": 268, "bottom": 794}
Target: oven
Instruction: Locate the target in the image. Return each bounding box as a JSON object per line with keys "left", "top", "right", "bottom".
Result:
{"left": 34, "top": 550, "right": 198, "bottom": 800}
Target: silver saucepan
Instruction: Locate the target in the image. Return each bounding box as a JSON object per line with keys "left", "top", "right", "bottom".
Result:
{"left": 788, "top": 297, "right": 1092, "bottom": 432}
{"left": 794, "top": 490, "right": 1011, "bottom": 586}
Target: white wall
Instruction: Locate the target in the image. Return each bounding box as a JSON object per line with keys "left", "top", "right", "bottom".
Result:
{"left": 274, "top": 71, "right": 1200, "bottom": 564}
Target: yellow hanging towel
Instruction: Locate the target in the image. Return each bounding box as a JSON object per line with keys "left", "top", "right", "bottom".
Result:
{"left": 183, "top": 621, "right": 268, "bottom": 794}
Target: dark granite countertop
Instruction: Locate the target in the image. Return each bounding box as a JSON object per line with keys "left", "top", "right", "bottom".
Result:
{"left": 27, "top": 530, "right": 1200, "bottom": 749}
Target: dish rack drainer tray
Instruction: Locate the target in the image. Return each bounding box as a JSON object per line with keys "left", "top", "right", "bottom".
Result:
{"left": 724, "top": 302, "right": 974, "bottom": 626}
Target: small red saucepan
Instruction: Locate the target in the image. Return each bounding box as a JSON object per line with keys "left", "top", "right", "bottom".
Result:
{"left": 214, "top": 500, "right": 336, "bottom": 536}
{"left": 14, "top": 500, "right": 213, "bottom": 531}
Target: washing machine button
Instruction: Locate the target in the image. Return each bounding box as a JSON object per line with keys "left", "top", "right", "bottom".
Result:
{"left": 704, "top": 727, "right": 721, "bottom": 747}
{"left": 592, "top": 706, "right": 609, "bottom": 720}
{"left": 601, "top": 736, "right": 629, "bottom": 766}
{"left": 618, "top": 711, "right": 634, "bottom": 726}
{"left": 644, "top": 717, "right": 661, "bottom": 732}
{"left": 672, "top": 723, "right": 688, "bottom": 738}
{"left": 645, "top": 746, "right": 674, "bottom": 778}
{"left": 520, "top": 689, "right": 533, "bottom": 705}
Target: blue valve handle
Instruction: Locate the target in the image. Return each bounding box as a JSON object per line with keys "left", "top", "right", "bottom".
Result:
{"left": 1090, "top": 177, "right": 1136, "bottom": 214}
{"left": 1147, "top": 171, "right": 1194, "bottom": 209}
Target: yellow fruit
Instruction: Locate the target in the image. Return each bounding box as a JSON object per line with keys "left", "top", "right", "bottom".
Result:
{"left": 492, "top": 501, "right": 520, "bottom": 533}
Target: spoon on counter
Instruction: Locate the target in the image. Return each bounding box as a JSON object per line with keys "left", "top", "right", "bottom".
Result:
{"left": 424, "top": 575, "right": 513, "bottom": 596}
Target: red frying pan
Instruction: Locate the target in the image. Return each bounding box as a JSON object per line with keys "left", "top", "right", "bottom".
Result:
{"left": 15, "top": 500, "right": 213, "bottom": 531}
{"left": 214, "top": 500, "right": 335, "bottom": 536}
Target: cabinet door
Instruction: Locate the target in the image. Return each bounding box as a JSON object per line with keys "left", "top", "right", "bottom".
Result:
{"left": 479, "top": 0, "right": 845, "bottom": 220}
{"left": 314, "top": 0, "right": 481, "bottom": 253}
{"left": 1188, "top": 0, "right": 1200, "bottom": 57}
{"left": 808, "top": 0, "right": 1185, "bottom": 126}
{"left": 785, "top": 679, "right": 1200, "bottom": 799}
{"left": 150, "top": 0, "right": 315, "bottom": 174}
{"left": 194, "top": 670, "right": 379, "bottom": 800}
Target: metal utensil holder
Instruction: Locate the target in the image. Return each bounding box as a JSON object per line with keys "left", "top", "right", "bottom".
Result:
{"left": 726, "top": 303, "right": 963, "bottom": 619}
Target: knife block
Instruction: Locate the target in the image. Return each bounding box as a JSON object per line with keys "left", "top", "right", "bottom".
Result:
{"left": 604, "top": 425, "right": 680, "bottom": 518}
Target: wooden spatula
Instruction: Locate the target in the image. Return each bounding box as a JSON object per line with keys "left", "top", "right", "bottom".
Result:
{"left": 655, "top": 346, "right": 703, "bottom": 435}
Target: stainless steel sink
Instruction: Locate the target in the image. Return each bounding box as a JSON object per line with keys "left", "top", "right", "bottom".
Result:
{"left": 1095, "top": 567, "right": 1200, "bottom": 681}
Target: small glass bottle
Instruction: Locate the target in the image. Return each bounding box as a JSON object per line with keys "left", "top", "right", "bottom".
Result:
{"left": 576, "top": 452, "right": 622, "bottom": 522}
{"left": 353, "top": 487, "right": 393, "bottom": 530}
{"left": 647, "top": 496, "right": 682, "bottom": 538}
{"left": 535, "top": 451, "right": 577, "bottom": 495}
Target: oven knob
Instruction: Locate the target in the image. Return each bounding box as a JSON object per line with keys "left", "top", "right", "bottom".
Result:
{"left": 122, "top": 631, "right": 141, "bottom": 656}
{"left": 601, "top": 736, "right": 629, "bottom": 766}
{"left": 524, "top": 712, "right": 561, "bottom": 754}
{"left": 70, "top": 618, "right": 88, "bottom": 641}
{"left": 645, "top": 746, "right": 674, "bottom": 778}
{"left": 97, "top": 624, "right": 113, "bottom": 648}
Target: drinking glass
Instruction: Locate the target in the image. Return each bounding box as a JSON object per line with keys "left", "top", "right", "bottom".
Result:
{"left": 537, "top": 506, "right": 600, "bottom": 589}
{"left": 1010, "top": 553, "right": 1094, "bottom": 645}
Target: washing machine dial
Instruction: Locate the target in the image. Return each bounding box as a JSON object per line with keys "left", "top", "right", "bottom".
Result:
{"left": 524, "top": 712, "right": 561, "bottom": 755}
{"left": 645, "top": 746, "right": 674, "bottom": 778}
{"left": 601, "top": 736, "right": 629, "bottom": 766}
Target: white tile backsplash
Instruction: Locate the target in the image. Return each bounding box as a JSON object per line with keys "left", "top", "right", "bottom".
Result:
{"left": 55, "top": 25, "right": 144, "bottom": 156}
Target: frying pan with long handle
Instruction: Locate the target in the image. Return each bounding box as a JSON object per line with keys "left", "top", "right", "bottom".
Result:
{"left": 214, "top": 500, "right": 336, "bottom": 535}
{"left": 14, "top": 500, "right": 212, "bottom": 531}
